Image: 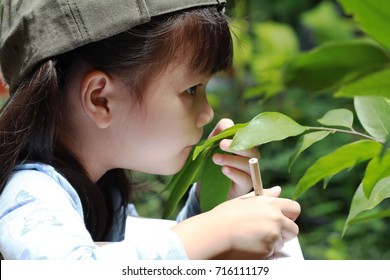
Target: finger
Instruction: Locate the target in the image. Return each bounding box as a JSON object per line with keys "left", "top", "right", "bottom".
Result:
{"left": 281, "top": 217, "right": 300, "bottom": 242}
{"left": 276, "top": 199, "right": 301, "bottom": 221}
{"left": 262, "top": 186, "right": 282, "bottom": 197}
{"left": 220, "top": 139, "right": 260, "bottom": 158}
{"left": 268, "top": 212, "right": 299, "bottom": 256}
{"left": 222, "top": 166, "right": 251, "bottom": 185}
{"left": 208, "top": 118, "right": 234, "bottom": 139}
{"left": 213, "top": 153, "right": 254, "bottom": 174}
{"left": 239, "top": 194, "right": 300, "bottom": 221}
{"left": 221, "top": 167, "right": 252, "bottom": 196}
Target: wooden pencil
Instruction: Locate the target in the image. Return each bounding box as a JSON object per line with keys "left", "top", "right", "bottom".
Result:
{"left": 249, "top": 157, "right": 263, "bottom": 196}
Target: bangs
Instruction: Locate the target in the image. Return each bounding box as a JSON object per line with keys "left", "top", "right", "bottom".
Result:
{"left": 147, "top": 7, "right": 233, "bottom": 76}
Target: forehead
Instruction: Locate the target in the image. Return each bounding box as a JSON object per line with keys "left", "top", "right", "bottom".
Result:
{"left": 150, "top": 56, "right": 209, "bottom": 88}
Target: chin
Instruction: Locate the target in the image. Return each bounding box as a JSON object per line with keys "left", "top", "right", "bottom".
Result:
{"left": 159, "top": 162, "right": 186, "bottom": 176}
{"left": 159, "top": 169, "right": 180, "bottom": 176}
{"left": 159, "top": 154, "right": 190, "bottom": 175}
{"left": 146, "top": 148, "right": 192, "bottom": 175}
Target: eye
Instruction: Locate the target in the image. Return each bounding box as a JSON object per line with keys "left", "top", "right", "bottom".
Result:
{"left": 185, "top": 85, "right": 198, "bottom": 96}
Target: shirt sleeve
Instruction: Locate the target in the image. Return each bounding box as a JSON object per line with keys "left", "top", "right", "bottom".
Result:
{"left": 175, "top": 183, "right": 201, "bottom": 222}
{"left": 0, "top": 170, "right": 187, "bottom": 260}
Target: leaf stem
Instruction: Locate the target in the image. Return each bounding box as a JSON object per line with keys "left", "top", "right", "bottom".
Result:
{"left": 308, "top": 126, "right": 385, "bottom": 144}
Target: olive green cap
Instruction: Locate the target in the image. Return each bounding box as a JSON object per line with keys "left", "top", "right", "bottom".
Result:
{"left": 0, "top": 0, "right": 226, "bottom": 87}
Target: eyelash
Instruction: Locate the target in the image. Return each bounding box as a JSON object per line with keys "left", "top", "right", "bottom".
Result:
{"left": 185, "top": 85, "right": 198, "bottom": 96}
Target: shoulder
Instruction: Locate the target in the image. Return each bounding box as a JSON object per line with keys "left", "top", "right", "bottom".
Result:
{"left": 0, "top": 163, "right": 93, "bottom": 259}
{"left": 0, "top": 163, "right": 83, "bottom": 216}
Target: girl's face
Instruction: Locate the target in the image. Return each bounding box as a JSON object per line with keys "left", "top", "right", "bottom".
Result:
{"left": 113, "top": 62, "right": 214, "bottom": 175}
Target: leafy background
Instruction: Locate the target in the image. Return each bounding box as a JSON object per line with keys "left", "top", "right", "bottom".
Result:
{"left": 217, "top": 0, "right": 390, "bottom": 259}
{"left": 161, "top": 0, "right": 390, "bottom": 260}
{"left": 1, "top": 0, "right": 389, "bottom": 259}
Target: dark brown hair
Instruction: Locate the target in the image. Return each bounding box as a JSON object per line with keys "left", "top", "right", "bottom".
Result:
{"left": 0, "top": 6, "right": 233, "bottom": 241}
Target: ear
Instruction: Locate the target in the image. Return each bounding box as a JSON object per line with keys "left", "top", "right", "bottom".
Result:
{"left": 79, "top": 71, "right": 115, "bottom": 129}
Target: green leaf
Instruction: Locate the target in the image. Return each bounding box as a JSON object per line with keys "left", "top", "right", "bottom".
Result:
{"left": 335, "top": 68, "right": 390, "bottom": 98}
{"left": 317, "top": 109, "right": 354, "bottom": 129}
{"left": 243, "top": 85, "right": 267, "bottom": 99}
{"left": 346, "top": 207, "right": 390, "bottom": 225}
{"left": 249, "top": 22, "right": 299, "bottom": 98}
{"left": 323, "top": 175, "right": 333, "bottom": 190}
{"left": 381, "top": 135, "right": 390, "bottom": 157}
{"left": 252, "top": 22, "right": 299, "bottom": 72}
{"left": 162, "top": 149, "right": 207, "bottom": 218}
{"left": 294, "top": 140, "right": 382, "bottom": 198}
{"left": 343, "top": 176, "right": 390, "bottom": 236}
{"left": 354, "top": 96, "right": 390, "bottom": 141}
{"left": 199, "top": 147, "right": 231, "bottom": 212}
{"left": 229, "top": 112, "right": 308, "bottom": 151}
{"left": 362, "top": 149, "right": 390, "bottom": 197}
{"left": 338, "top": 0, "right": 390, "bottom": 48}
{"left": 230, "top": 19, "right": 253, "bottom": 70}
{"left": 289, "top": 131, "right": 331, "bottom": 172}
{"left": 193, "top": 123, "right": 247, "bottom": 160}
{"left": 301, "top": 1, "right": 354, "bottom": 43}
{"left": 282, "top": 40, "right": 390, "bottom": 91}
{"left": 243, "top": 72, "right": 283, "bottom": 100}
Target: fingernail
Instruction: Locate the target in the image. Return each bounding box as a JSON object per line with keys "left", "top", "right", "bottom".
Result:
{"left": 222, "top": 166, "right": 231, "bottom": 174}
{"left": 213, "top": 154, "right": 222, "bottom": 164}
{"left": 220, "top": 139, "right": 231, "bottom": 150}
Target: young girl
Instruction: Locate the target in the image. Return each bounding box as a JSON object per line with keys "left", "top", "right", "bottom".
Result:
{"left": 0, "top": 0, "right": 300, "bottom": 260}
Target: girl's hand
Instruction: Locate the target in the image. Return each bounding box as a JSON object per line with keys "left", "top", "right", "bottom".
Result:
{"left": 208, "top": 118, "right": 260, "bottom": 199}
{"left": 172, "top": 186, "right": 301, "bottom": 259}
{"left": 211, "top": 188, "right": 300, "bottom": 259}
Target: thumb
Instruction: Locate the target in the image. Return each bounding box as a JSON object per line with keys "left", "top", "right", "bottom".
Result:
{"left": 262, "top": 186, "right": 282, "bottom": 197}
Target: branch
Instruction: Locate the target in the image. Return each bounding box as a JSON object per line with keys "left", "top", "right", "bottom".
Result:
{"left": 308, "top": 126, "right": 385, "bottom": 144}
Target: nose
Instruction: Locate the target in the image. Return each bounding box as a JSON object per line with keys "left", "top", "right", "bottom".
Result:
{"left": 196, "top": 97, "right": 214, "bottom": 128}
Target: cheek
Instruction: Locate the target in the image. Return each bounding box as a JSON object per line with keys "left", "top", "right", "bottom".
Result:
{"left": 141, "top": 127, "right": 183, "bottom": 158}
{"left": 143, "top": 128, "right": 194, "bottom": 174}
{"left": 117, "top": 95, "right": 195, "bottom": 173}
{"left": 120, "top": 121, "right": 186, "bottom": 174}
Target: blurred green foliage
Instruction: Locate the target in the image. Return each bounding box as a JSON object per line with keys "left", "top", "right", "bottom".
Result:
{"left": 136, "top": 0, "right": 390, "bottom": 260}
{"left": 1, "top": 0, "right": 388, "bottom": 260}
{"left": 221, "top": 0, "right": 390, "bottom": 259}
